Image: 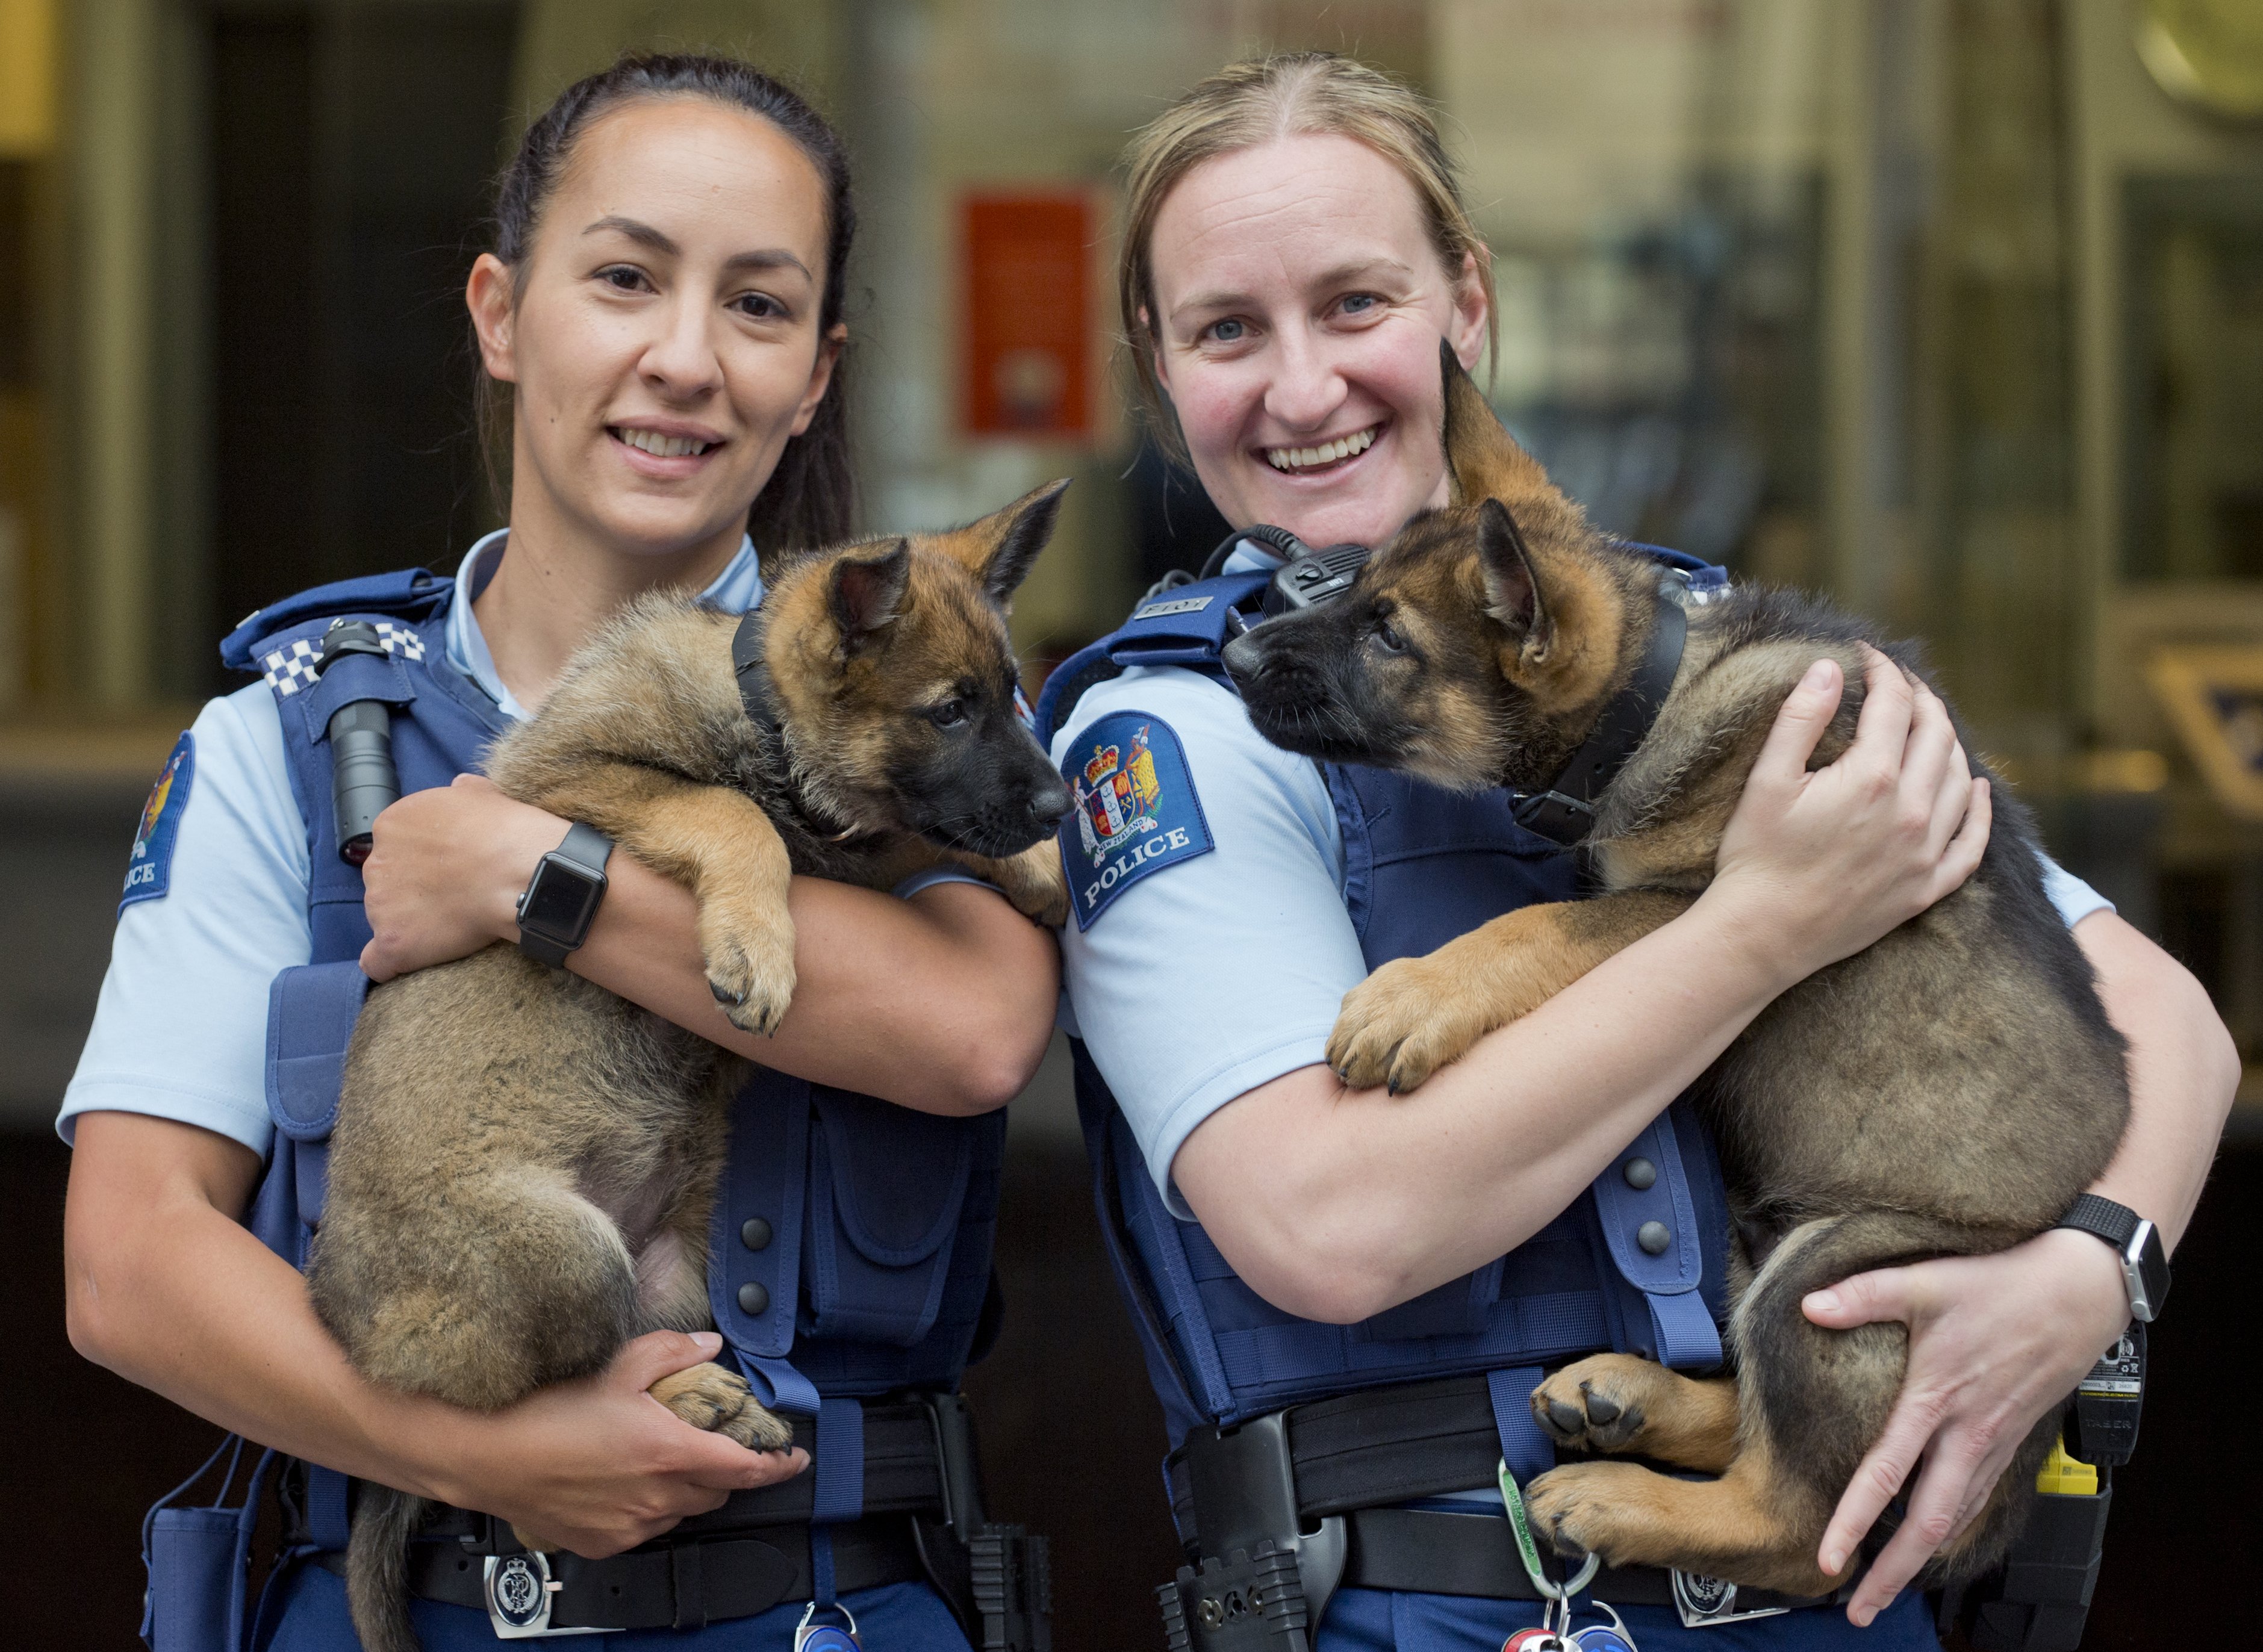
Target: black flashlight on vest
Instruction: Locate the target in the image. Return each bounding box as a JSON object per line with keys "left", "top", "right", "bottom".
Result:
{"left": 312, "top": 620, "right": 402, "bottom": 866}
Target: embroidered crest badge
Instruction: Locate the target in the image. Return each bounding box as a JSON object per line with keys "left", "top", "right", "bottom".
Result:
{"left": 120, "top": 731, "right": 195, "bottom": 911}
{"left": 1060, "top": 712, "right": 1211, "bottom": 930}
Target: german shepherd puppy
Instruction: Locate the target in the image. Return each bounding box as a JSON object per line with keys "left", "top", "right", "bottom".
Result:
{"left": 1219, "top": 353, "right": 2128, "bottom": 1596}
{"left": 307, "top": 482, "right": 1074, "bottom": 1652}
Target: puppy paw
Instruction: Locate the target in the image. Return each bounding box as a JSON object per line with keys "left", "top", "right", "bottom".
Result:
{"left": 1326, "top": 954, "right": 1498, "bottom": 1093}
{"left": 1522, "top": 1461, "right": 1652, "bottom": 1568}
{"left": 999, "top": 842, "right": 1071, "bottom": 927}
{"left": 649, "top": 1362, "right": 795, "bottom": 1452}
{"left": 1531, "top": 1356, "right": 1655, "bottom": 1455}
{"left": 701, "top": 911, "right": 798, "bottom": 1037}
{"left": 961, "top": 843, "right": 1071, "bottom": 928}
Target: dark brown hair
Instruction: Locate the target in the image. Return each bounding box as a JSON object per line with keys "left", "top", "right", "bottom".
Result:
{"left": 478, "top": 53, "right": 856, "bottom": 551}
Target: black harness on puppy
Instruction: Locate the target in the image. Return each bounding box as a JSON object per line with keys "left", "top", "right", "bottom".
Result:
{"left": 1506, "top": 574, "right": 1689, "bottom": 849}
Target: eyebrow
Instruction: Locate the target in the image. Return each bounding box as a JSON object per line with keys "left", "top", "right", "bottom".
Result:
{"left": 582, "top": 215, "right": 814, "bottom": 282}
{"left": 1167, "top": 256, "right": 1416, "bottom": 328}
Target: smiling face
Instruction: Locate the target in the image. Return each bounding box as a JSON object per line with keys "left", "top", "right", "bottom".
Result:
{"left": 468, "top": 96, "right": 841, "bottom": 567}
{"left": 1144, "top": 131, "right": 1489, "bottom": 551}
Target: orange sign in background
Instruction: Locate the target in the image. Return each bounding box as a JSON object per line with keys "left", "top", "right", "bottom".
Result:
{"left": 962, "top": 193, "right": 1091, "bottom": 438}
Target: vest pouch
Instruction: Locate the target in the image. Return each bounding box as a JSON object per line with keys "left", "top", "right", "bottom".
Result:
{"left": 263, "top": 961, "right": 372, "bottom": 1231}
{"left": 141, "top": 1438, "right": 274, "bottom": 1652}
{"left": 802, "top": 1087, "right": 977, "bottom": 1346}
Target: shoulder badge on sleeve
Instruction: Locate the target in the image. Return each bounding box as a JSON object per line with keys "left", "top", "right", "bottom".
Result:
{"left": 1060, "top": 712, "right": 1212, "bottom": 931}
{"left": 120, "top": 731, "right": 195, "bottom": 911}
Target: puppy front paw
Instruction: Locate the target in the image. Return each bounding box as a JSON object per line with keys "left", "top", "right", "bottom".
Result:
{"left": 649, "top": 1362, "right": 795, "bottom": 1452}
{"left": 1531, "top": 1356, "right": 1660, "bottom": 1455}
{"left": 994, "top": 841, "right": 1070, "bottom": 928}
{"left": 1326, "top": 952, "right": 1500, "bottom": 1093}
{"left": 1522, "top": 1461, "right": 1652, "bottom": 1568}
{"left": 701, "top": 909, "right": 798, "bottom": 1037}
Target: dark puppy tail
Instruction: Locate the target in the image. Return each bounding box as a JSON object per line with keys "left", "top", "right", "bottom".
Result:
{"left": 346, "top": 1484, "right": 429, "bottom": 1652}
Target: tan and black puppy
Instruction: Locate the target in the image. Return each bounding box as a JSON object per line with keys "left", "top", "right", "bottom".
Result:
{"left": 308, "top": 481, "right": 1073, "bottom": 1652}
{"left": 1219, "top": 355, "right": 2129, "bottom": 1596}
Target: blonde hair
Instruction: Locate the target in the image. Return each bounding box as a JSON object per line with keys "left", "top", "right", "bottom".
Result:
{"left": 1118, "top": 52, "right": 1496, "bottom": 462}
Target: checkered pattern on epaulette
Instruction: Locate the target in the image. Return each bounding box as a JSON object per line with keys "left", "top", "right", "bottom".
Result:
{"left": 260, "top": 621, "right": 428, "bottom": 697}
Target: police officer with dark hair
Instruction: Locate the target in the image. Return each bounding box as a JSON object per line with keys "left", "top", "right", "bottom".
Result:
{"left": 62, "top": 57, "right": 1056, "bottom": 1650}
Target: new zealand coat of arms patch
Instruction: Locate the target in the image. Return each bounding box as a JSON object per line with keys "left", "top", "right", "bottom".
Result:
{"left": 1059, "top": 711, "right": 1212, "bottom": 930}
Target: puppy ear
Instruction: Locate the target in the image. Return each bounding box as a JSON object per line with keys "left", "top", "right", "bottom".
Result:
{"left": 949, "top": 477, "right": 1072, "bottom": 607}
{"left": 1476, "top": 498, "right": 1553, "bottom": 662}
{"left": 828, "top": 540, "right": 911, "bottom": 653}
{"left": 1440, "top": 339, "right": 1545, "bottom": 506}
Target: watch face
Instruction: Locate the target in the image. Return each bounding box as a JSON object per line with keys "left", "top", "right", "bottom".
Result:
{"left": 2129, "top": 1219, "right": 2171, "bottom": 1321}
{"left": 521, "top": 859, "right": 601, "bottom": 940}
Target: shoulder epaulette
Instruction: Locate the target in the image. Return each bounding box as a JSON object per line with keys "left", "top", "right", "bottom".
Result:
{"left": 1034, "top": 570, "right": 1269, "bottom": 746}
{"left": 219, "top": 568, "right": 450, "bottom": 674}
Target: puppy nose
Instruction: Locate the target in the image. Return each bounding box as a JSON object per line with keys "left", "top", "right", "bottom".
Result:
{"left": 1222, "top": 632, "right": 1266, "bottom": 683}
{"left": 1029, "top": 781, "right": 1072, "bottom": 825}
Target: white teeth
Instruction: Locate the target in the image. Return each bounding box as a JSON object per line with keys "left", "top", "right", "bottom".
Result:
{"left": 1265, "top": 426, "right": 1376, "bottom": 472}
{"left": 617, "top": 427, "right": 713, "bottom": 458}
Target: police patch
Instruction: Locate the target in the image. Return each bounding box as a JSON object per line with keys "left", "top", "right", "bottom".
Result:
{"left": 120, "top": 731, "right": 194, "bottom": 911}
{"left": 1061, "top": 712, "right": 1212, "bottom": 930}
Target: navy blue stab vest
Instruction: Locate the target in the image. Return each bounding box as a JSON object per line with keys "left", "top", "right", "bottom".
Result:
{"left": 1032, "top": 551, "right": 1734, "bottom": 1485}
{"left": 223, "top": 568, "right": 1003, "bottom": 1536}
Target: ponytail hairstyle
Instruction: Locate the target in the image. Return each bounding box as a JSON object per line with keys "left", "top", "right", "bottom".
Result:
{"left": 478, "top": 54, "right": 856, "bottom": 551}
{"left": 1118, "top": 52, "right": 1495, "bottom": 465}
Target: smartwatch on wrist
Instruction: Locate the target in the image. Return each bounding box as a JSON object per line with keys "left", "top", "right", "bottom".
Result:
{"left": 516, "top": 822, "right": 614, "bottom": 967}
{"left": 2053, "top": 1193, "right": 2170, "bottom": 1323}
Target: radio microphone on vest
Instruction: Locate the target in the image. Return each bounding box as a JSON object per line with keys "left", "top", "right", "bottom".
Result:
{"left": 313, "top": 620, "right": 402, "bottom": 866}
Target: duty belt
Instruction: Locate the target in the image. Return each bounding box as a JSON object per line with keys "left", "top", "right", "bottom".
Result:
{"left": 292, "top": 1395, "right": 1053, "bottom": 1645}
{"left": 313, "top": 1514, "right": 921, "bottom": 1632}
{"left": 1161, "top": 1375, "right": 1831, "bottom": 1636}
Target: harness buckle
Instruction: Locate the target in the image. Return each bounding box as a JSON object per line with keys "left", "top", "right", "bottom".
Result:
{"left": 1670, "top": 1570, "right": 1790, "bottom": 1628}
{"left": 482, "top": 1551, "right": 620, "bottom": 1639}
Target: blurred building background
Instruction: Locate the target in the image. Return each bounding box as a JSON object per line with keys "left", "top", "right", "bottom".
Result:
{"left": 1, "top": 1, "right": 2259, "bottom": 1645}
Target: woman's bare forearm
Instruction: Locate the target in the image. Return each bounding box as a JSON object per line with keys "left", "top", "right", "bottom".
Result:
{"left": 1178, "top": 893, "right": 1796, "bottom": 1323}
{"left": 568, "top": 865, "right": 1059, "bottom": 1114}
{"left": 65, "top": 1113, "right": 474, "bottom": 1502}
{"left": 365, "top": 780, "right": 1058, "bottom": 1114}
{"left": 2073, "top": 910, "right": 2238, "bottom": 1249}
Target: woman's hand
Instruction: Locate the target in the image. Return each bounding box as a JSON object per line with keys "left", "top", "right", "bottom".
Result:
{"left": 429, "top": 1330, "right": 809, "bottom": 1559}
{"left": 360, "top": 775, "right": 564, "bottom": 981}
{"left": 1801, "top": 1230, "right": 2128, "bottom": 1625}
{"left": 1705, "top": 647, "right": 1990, "bottom": 989}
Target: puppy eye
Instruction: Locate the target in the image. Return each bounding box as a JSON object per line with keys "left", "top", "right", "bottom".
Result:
{"left": 1372, "top": 620, "right": 1411, "bottom": 656}
{"left": 927, "top": 699, "right": 968, "bottom": 729}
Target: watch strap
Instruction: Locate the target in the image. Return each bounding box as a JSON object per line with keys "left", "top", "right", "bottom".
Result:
{"left": 2055, "top": 1193, "right": 2169, "bottom": 1323}
{"left": 517, "top": 822, "right": 615, "bottom": 967}
{"left": 2055, "top": 1193, "right": 2140, "bottom": 1251}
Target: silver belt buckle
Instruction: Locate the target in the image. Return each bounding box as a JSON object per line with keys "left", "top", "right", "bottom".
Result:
{"left": 482, "top": 1552, "right": 621, "bottom": 1639}
{"left": 1672, "top": 1570, "right": 1791, "bottom": 1628}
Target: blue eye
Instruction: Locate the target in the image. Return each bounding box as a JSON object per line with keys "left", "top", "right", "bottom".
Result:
{"left": 1208, "top": 318, "right": 1246, "bottom": 343}
{"left": 1341, "top": 293, "right": 1377, "bottom": 315}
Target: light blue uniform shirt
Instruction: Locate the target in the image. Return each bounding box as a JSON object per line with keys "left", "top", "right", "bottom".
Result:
{"left": 58, "top": 530, "right": 982, "bottom": 1160}
{"left": 1052, "top": 548, "right": 2114, "bottom": 1218}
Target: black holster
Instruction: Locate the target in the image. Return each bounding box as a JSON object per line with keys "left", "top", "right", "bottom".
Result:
{"left": 1940, "top": 1328, "right": 2141, "bottom": 1652}
{"left": 1156, "top": 1414, "right": 1346, "bottom": 1652}
{"left": 1947, "top": 1477, "right": 2114, "bottom": 1652}
{"left": 912, "top": 1393, "right": 1053, "bottom": 1652}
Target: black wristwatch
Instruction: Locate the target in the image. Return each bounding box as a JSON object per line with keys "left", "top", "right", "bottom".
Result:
{"left": 2053, "top": 1194, "right": 2170, "bottom": 1323}
{"left": 516, "top": 822, "right": 614, "bottom": 967}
